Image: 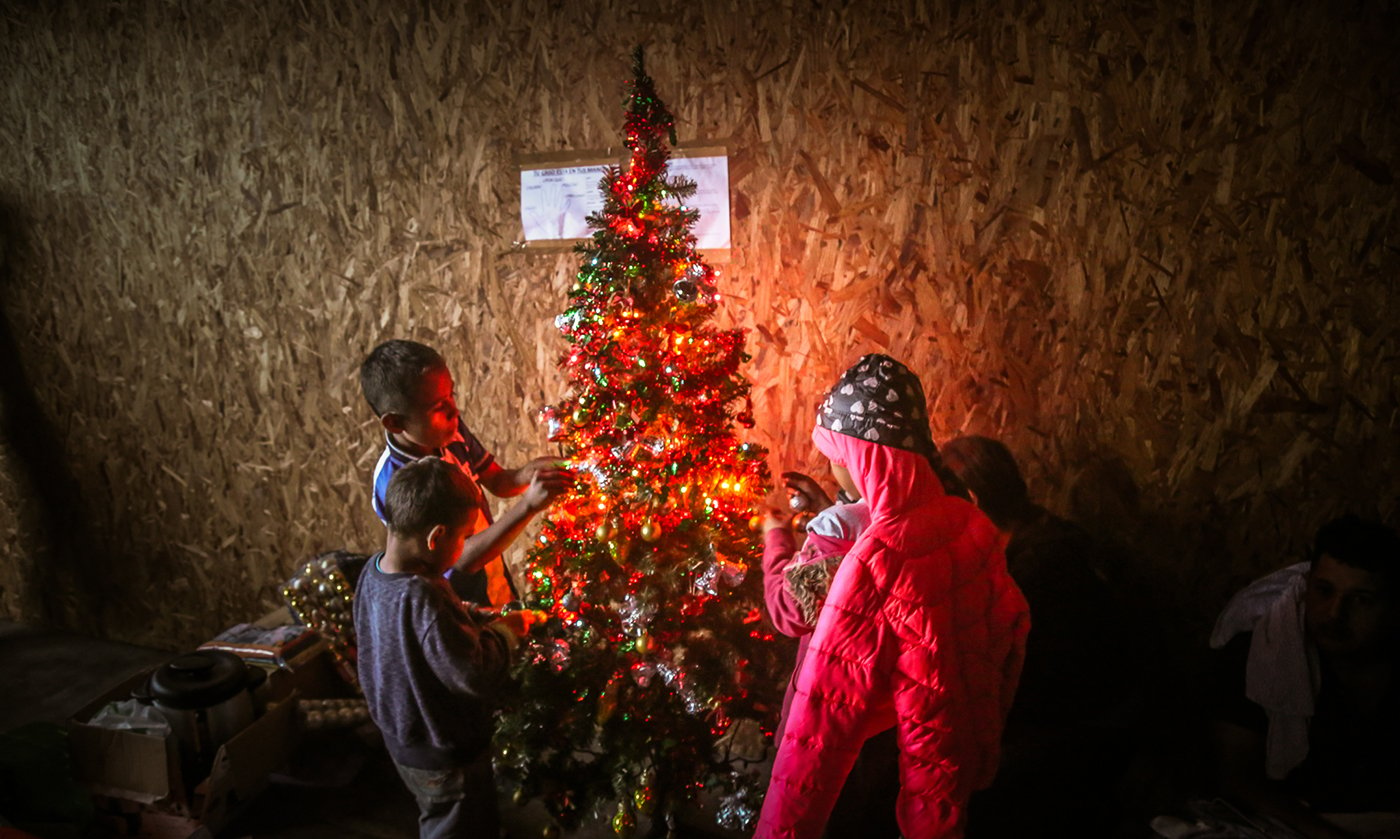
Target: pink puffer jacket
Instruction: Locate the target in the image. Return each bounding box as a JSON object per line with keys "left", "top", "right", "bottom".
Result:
{"left": 755, "top": 428, "right": 1029, "bottom": 839}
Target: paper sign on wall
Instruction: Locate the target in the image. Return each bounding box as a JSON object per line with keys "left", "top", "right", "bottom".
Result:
{"left": 520, "top": 151, "right": 730, "bottom": 250}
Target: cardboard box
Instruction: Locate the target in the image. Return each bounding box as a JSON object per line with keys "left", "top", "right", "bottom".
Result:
{"left": 68, "top": 670, "right": 297, "bottom": 837}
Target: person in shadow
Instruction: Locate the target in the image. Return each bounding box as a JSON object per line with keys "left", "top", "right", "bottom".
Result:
{"left": 942, "top": 435, "right": 1143, "bottom": 837}
{"left": 1207, "top": 515, "right": 1400, "bottom": 839}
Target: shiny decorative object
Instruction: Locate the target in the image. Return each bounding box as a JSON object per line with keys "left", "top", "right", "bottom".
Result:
{"left": 633, "top": 785, "right": 655, "bottom": 815}
{"left": 612, "top": 805, "right": 636, "bottom": 836}
{"left": 281, "top": 550, "right": 370, "bottom": 689}
{"left": 296, "top": 698, "right": 370, "bottom": 731}
{"left": 671, "top": 278, "right": 698, "bottom": 302}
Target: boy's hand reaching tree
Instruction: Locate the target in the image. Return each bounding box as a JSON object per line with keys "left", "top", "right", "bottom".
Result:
{"left": 492, "top": 608, "right": 546, "bottom": 637}
{"left": 454, "top": 467, "right": 574, "bottom": 576}
{"left": 482, "top": 456, "right": 571, "bottom": 498}
{"left": 522, "top": 466, "right": 573, "bottom": 512}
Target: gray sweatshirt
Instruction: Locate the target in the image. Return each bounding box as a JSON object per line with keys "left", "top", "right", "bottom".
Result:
{"left": 354, "top": 553, "right": 515, "bottom": 769}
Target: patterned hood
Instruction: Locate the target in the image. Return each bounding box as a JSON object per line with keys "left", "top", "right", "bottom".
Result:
{"left": 815, "top": 354, "right": 936, "bottom": 460}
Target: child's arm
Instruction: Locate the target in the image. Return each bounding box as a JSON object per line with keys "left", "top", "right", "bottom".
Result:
{"left": 762, "top": 511, "right": 815, "bottom": 637}
{"left": 453, "top": 468, "right": 572, "bottom": 574}
{"left": 478, "top": 457, "right": 564, "bottom": 498}
{"left": 420, "top": 610, "right": 515, "bottom": 698}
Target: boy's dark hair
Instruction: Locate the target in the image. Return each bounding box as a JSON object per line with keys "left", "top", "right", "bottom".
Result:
{"left": 359, "top": 340, "right": 446, "bottom": 417}
{"left": 383, "top": 457, "right": 478, "bottom": 538}
{"left": 1311, "top": 515, "right": 1400, "bottom": 594}
{"left": 940, "top": 435, "right": 1036, "bottom": 531}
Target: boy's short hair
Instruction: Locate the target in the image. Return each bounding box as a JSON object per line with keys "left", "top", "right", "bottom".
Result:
{"left": 360, "top": 340, "right": 446, "bottom": 417}
{"left": 1311, "top": 514, "right": 1400, "bottom": 594}
{"left": 383, "top": 457, "right": 479, "bottom": 538}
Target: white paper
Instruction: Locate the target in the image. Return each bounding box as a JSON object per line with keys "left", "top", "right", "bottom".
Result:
{"left": 520, "top": 164, "right": 611, "bottom": 241}
{"left": 520, "top": 154, "right": 730, "bottom": 249}
{"left": 668, "top": 155, "right": 730, "bottom": 250}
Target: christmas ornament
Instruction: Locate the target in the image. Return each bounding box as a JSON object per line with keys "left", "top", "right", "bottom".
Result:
{"left": 281, "top": 549, "right": 368, "bottom": 688}
{"left": 296, "top": 698, "right": 370, "bottom": 730}
{"left": 612, "top": 805, "right": 636, "bottom": 837}
{"left": 716, "top": 787, "right": 760, "bottom": 831}
{"left": 671, "top": 278, "right": 698, "bottom": 302}
{"left": 630, "top": 660, "right": 656, "bottom": 687}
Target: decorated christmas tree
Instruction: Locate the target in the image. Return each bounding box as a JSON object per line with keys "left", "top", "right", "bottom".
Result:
{"left": 494, "top": 50, "right": 786, "bottom": 836}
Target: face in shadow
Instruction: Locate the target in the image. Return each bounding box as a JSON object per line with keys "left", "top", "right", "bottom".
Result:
{"left": 1304, "top": 555, "right": 1395, "bottom": 658}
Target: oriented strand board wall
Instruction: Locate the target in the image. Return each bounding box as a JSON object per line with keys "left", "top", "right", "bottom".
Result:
{"left": 0, "top": 0, "right": 1395, "bottom": 649}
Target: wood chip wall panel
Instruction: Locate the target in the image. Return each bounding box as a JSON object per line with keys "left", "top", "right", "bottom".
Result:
{"left": 0, "top": 0, "right": 1394, "bottom": 648}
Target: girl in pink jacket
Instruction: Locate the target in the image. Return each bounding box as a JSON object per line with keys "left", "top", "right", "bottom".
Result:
{"left": 764, "top": 499, "right": 904, "bottom": 838}
{"left": 755, "top": 354, "right": 1030, "bottom": 839}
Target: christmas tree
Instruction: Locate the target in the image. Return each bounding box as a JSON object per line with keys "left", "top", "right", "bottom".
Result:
{"left": 495, "top": 50, "right": 786, "bottom": 836}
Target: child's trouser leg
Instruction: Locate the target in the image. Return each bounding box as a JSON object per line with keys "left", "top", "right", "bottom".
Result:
{"left": 394, "top": 754, "right": 499, "bottom": 839}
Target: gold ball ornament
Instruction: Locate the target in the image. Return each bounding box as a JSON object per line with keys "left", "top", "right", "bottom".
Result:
{"left": 612, "top": 806, "right": 637, "bottom": 837}
{"left": 640, "top": 521, "right": 660, "bottom": 542}
{"left": 513, "top": 786, "right": 530, "bottom": 806}
{"left": 596, "top": 519, "right": 616, "bottom": 540}
{"left": 571, "top": 407, "right": 592, "bottom": 424}
{"left": 748, "top": 514, "right": 763, "bottom": 531}
{"left": 541, "top": 826, "right": 561, "bottom": 839}
{"left": 633, "top": 786, "right": 655, "bottom": 815}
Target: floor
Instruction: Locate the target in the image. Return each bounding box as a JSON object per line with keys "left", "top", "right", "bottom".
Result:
{"left": 0, "top": 620, "right": 745, "bottom": 839}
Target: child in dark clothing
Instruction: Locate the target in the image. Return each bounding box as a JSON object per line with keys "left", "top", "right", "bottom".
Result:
{"left": 360, "top": 339, "right": 572, "bottom": 608}
{"left": 355, "top": 456, "right": 542, "bottom": 839}
{"left": 941, "top": 435, "right": 1140, "bottom": 838}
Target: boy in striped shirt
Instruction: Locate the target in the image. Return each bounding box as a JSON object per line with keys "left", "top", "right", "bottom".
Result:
{"left": 359, "top": 339, "right": 571, "bottom": 607}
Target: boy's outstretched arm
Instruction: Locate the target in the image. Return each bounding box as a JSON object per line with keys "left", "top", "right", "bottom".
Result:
{"left": 478, "top": 456, "right": 564, "bottom": 498}
{"left": 454, "top": 467, "right": 572, "bottom": 574}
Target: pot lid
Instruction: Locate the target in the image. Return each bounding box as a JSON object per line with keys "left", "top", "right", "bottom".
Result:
{"left": 148, "top": 651, "right": 249, "bottom": 710}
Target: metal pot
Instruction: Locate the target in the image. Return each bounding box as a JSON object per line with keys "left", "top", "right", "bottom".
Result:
{"left": 146, "top": 651, "right": 258, "bottom": 777}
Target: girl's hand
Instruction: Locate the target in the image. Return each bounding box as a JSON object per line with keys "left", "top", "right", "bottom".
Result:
{"left": 763, "top": 508, "right": 791, "bottom": 534}
{"left": 782, "top": 471, "right": 834, "bottom": 513}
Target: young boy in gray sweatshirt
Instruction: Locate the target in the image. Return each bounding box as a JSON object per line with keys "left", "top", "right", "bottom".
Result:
{"left": 355, "top": 456, "right": 551, "bottom": 838}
